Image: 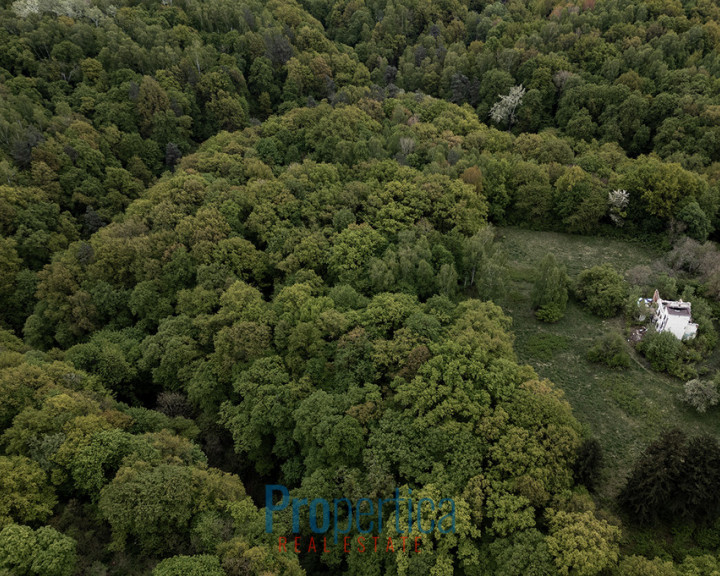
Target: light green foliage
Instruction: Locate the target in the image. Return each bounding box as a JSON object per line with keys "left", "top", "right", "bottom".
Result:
{"left": 484, "top": 492, "right": 536, "bottom": 537}
{"left": 2, "top": 390, "right": 120, "bottom": 470}
{"left": 363, "top": 292, "right": 420, "bottom": 337}
{"left": 615, "top": 556, "right": 678, "bottom": 576}
{"left": 0, "top": 360, "right": 103, "bottom": 429}
{"left": 0, "top": 524, "right": 76, "bottom": 576}
{"left": 69, "top": 429, "right": 158, "bottom": 496}
{"left": 621, "top": 157, "right": 709, "bottom": 222}
{"left": 26, "top": 527, "right": 77, "bottom": 576}
{"left": 678, "top": 554, "right": 720, "bottom": 576}
{"left": 462, "top": 227, "right": 507, "bottom": 299}
{"left": 0, "top": 364, "right": 55, "bottom": 429}
{"left": 0, "top": 456, "right": 56, "bottom": 526}
{"left": 328, "top": 223, "right": 387, "bottom": 290}
{"left": 546, "top": 510, "right": 621, "bottom": 576}
{"left": 151, "top": 555, "right": 225, "bottom": 576}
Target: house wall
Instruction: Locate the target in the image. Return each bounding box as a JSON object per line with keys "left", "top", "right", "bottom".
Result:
{"left": 664, "top": 315, "right": 689, "bottom": 340}
{"left": 652, "top": 300, "right": 696, "bottom": 340}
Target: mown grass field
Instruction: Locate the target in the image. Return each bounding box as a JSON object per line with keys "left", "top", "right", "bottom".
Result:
{"left": 495, "top": 227, "right": 720, "bottom": 505}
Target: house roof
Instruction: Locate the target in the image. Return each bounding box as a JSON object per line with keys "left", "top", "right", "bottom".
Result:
{"left": 658, "top": 297, "right": 692, "bottom": 312}
{"left": 665, "top": 305, "right": 691, "bottom": 317}
{"left": 651, "top": 293, "right": 698, "bottom": 339}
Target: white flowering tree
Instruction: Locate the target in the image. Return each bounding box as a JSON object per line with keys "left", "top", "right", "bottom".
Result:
{"left": 489, "top": 85, "right": 526, "bottom": 130}
{"left": 608, "top": 189, "right": 629, "bottom": 226}
{"left": 12, "top": 0, "right": 105, "bottom": 19}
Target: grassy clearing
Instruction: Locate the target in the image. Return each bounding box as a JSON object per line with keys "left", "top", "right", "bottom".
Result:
{"left": 495, "top": 227, "right": 720, "bottom": 503}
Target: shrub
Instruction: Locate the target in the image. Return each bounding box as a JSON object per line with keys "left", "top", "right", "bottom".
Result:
{"left": 668, "top": 237, "right": 720, "bottom": 281}
{"left": 535, "top": 303, "right": 565, "bottom": 323}
{"left": 531, "top": 254, "right": 569, "bottom": 323}
{"left": 587, "top": 333, "right": 631, "bottom": 368}
{"left": 575, "top": 264, "right": 628, "bottom": 318}
{"left": 624, "top": 289, "right": 654, "bottom": 325}
{"left": 677, "top": 201, "right": 712, "bottom": 242}
{"left": 685, "top": 295, "right": 719, "bottom": 357}
{"left": 653, "top": 273, "right": 678, "bottom": 300}
{"left": 637, "top": 331, "right": 697, "bottom": 379}
{"left": 680, "top": 377, "right": 720, "bottom": 413}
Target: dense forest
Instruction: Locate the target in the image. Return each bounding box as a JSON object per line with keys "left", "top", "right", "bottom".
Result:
{"left": 1, "top": 0, "right": 720, "bottom": 574}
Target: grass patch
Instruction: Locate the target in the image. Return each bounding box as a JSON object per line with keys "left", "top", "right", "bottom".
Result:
{"left": 603, "top": 375, "right": 656, "bottom": 419}
{"left": 497, "top": 227, "right": 720, "bottom": 504}
{"left": 523, "top": 333, "right": 569, "bottom": 361}
{"left": 497, "top": 226, "right": 663, "bottom": 277}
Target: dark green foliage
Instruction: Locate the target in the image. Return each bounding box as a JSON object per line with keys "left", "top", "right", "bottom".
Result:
{"left": 97, "top": 463, "right": 243, "bottom": 555}
{"left": 587, "top": 333, "right": 631, "bottom": 369}
{"left": 637, "top": 331, "right": 697, "bottom": 380}
{"left": 684, "top": 294, "right": 719, "bottom": 357}
{"left": 479, "top": 529, "right": 557, "bottom": 576}
{"left": 0, "top": 0, "right": 719, "bottom": 573}
{"left": 573, "top": 438, "right": 604, "bottom": 493}
{"left": 65, "top": 329, "right": 143, "bottom": 397}
{"left": 678, "top": 202, "right": 713, "bottom": 243}
{"left": 619, "top": 430, "right": 720, "bottom": 525}
{"left": 531, "top": 254, "right": 569, "bottom": 323}
{"left": 575, "top": 264, "right": 628, "bottom": 318}
{"left": 553, "top": 166, "right": 607, "bottom": 234}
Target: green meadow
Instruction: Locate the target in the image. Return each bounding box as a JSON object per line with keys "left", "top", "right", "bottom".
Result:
{"left": 497, "top": 227, "right": 720, "bottom": 502}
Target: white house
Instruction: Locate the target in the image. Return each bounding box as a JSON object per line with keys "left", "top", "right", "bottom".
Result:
{"left": 651, "top": 290, "right": 698, "bottom": 340}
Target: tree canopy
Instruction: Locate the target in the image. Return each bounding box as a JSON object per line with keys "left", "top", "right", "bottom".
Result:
{"left": 1, "top": 0, "right": 720, "bottom": 573}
